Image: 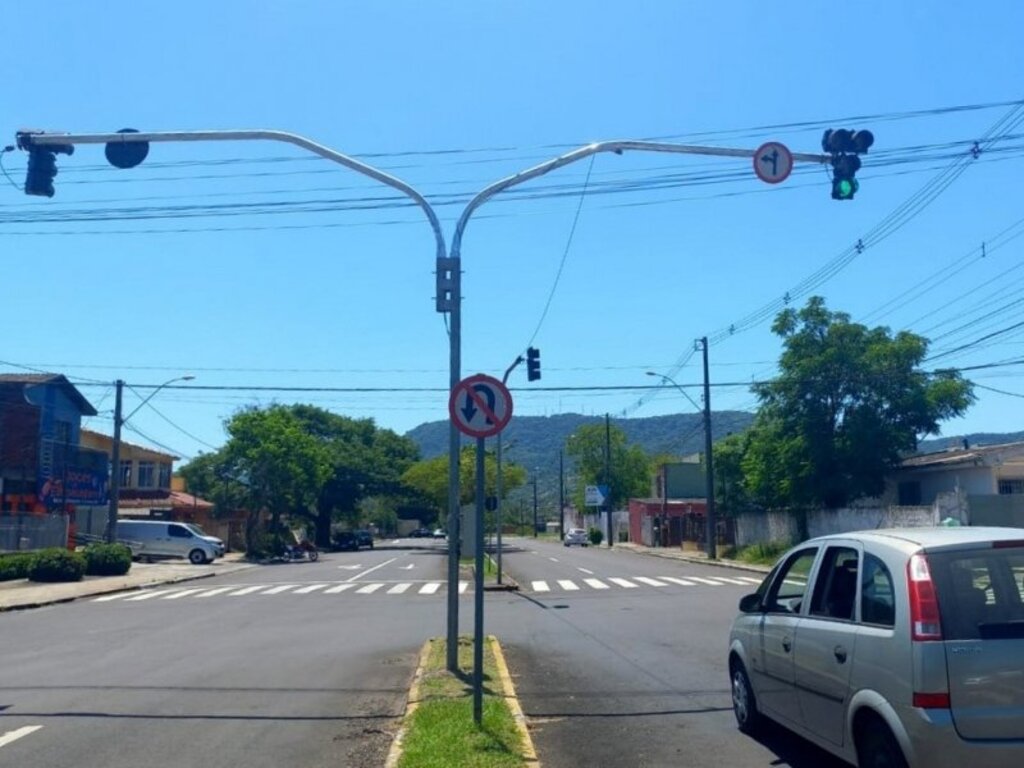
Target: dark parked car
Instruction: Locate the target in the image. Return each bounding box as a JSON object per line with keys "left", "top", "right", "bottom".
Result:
{"left": 332, "top": 531, "right": 359, "bottom": 551}
{"left": 409, "top": 527, "right": 433, "bottom": 538}
{"left": 354, "top": 530, "right": 374, "bottom": 549}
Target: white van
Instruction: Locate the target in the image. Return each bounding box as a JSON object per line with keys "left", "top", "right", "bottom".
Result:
{"left": 115, "top": 520, "right": 220, "bottom": 565}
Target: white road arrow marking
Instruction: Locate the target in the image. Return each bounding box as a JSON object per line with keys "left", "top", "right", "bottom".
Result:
{"left": 400, "top": 564, "right": 415, "bottom": 570}
{"left": 337, "top": 565, "right": 363, "bottom": 570}
{"left": 0, "top": 725, "right": 43, "bottom": 748}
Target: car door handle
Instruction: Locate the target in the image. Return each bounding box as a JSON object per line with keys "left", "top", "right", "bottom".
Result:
{"left": 781, "top": 637, "right": 792, "bottom": 653}
{"left": 833, "top": 645, "right": 848, "bottom": 664}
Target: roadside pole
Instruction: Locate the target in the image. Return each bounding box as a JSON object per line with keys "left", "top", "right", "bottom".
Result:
{"left": 473, "top": 436, "right": 486, "bottom": 723}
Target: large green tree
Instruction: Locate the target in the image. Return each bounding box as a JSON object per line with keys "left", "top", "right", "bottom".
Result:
{"left": 742, "top": 297, "right": 974, "bottom": 510}
{"left": 565, "top": 422, "right": 651, "bottom": 511}
{"left": 401, "top": 445, "right": 527, "bottom": 516}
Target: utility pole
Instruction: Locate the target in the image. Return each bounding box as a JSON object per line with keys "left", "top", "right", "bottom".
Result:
{"left": 604, "top": 413, "right": 612, "bottom": 548}
{"left": 701, "top": 337, "right": 717, "bottom": 560}
{"left": 105, "top": 379, "right": 124, "bottom": 543}
{"left": 559, "top": 450, "right": 565, "bottom": 539}
{"left": 532, "top": 473, "right": 538, "bottom": 537}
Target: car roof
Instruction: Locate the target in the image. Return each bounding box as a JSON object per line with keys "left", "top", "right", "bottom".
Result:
{"left": 808, "top": 526, "right": 1024, "bottom": 552}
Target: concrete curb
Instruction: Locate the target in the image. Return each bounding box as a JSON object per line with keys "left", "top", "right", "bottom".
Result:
{"left": 384, "top": 639, "right": 434, "bottom": 768}
{"left": 611, "top": 544, "right": 773, "bottom": 574}
{"left": 491, "top": 635, "right": 540, "bottom": 766}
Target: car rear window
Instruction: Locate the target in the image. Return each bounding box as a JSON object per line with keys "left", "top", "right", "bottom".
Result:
{"left": 930, "top": 546, "right": 1024, "bottom": 640}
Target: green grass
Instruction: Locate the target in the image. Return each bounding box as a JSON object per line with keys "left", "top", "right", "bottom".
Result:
{"left": 732, "top": 541, "right": 790, "bottom": 566}
{"left": 398, "top": 637, "right": 528, "bottom": 768}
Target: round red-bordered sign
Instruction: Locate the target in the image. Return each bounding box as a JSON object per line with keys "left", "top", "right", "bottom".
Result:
{"left": 449, "top": 374, "right": 513, "bottom": 438}
{"left": 753, "top": 141, "right": 794, "bottom": 184}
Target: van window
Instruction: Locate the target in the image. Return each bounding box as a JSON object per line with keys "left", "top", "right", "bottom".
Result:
{"left": 931, "top": 546, "right": 1024, "bottom": 640}
{"left": 860, "top": 554, "right": 895, "bottom": 627}
{"left": 809, "top": 546, "right": 860, "bottom": 621}
{"left": 168, "top": 524, "right": 193, "bottom": 539}
{"left": 764, "top": 548, "right": 818, "bottom": 614}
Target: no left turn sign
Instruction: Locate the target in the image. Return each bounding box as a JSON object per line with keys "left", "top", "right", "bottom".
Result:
{"left": 449, "top": 374, "right": 513, "bottom": 438}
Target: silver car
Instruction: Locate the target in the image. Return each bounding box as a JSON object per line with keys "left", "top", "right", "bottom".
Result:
{"left": 564, "top": 528, "right": 589, "bottom": 547}
{"left": 728, "top": 527, "right": 1024, "bottom": 768}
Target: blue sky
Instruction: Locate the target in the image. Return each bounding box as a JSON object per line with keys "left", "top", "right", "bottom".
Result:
{"left": 3, "top": 1, "right": 1024, "bottom": 462}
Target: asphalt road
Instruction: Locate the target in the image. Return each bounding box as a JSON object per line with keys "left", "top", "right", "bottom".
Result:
{"left": 0, "top": 539, "right": 455, "bottom": 768}
{"left": 490, "top": 538, "right": 847, "bottom": 768}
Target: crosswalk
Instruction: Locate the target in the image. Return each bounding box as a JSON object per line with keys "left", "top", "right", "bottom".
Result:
{"left": 92, "top": 573, "right": 764, "bottom": 604}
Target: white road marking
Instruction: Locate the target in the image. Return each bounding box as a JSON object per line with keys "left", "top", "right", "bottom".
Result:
{"left": 633, "top": 577, "right": 668, "bottom": 587}
{"left": 162, "top": 588, "right": 208, "bottom": 599}
{"left": 93, "top": 593, "right": 130, "bottom": 602}
{"left": 337, "top": 565, "right": 363, "bottom": 570}
{"left": 711, "top": 577, "right": 752, "bottom": 585}
{"left": 293, "top": 584, "right": 329, "bottom": 594}
{"left": 0, "top": 725, "right": 43, "bottom": 748}
{"left": 577, "top": 567, "right": 594, "bottom": 575}
{"left": 458, "top": 581, "right": 469, "bottom": 593}
{"left": 193, "top": 587, "right": 237, "bottom": 598}
{"left": 387, "top": 583, "right": 412, "bottom": 594}
{"left": 549, "top": 557, "right": 559, "bottom": 562}
{"left": 225, "top": 586, "right": 265, "bottom": 596}
{"left": 419, "top": 582, "right": 441, "bottom": 595}
{"left": 124, "top": 589, "right": 179, "bottom": 601}
{"left": 584, "top": 578, "right": 610, "bottom": 590}
{"left": 324, "top": 583, "right": 357, "bottom": 594}
{"left": 532, "top": 581, "right": 551, "bottom": 592}
{"left": 348, "top": 557, "right": 398, "bottom": 582}
{"left": 659, "top": 577, "right": 696, "bottom": 587}
{"left": 400, "top": 564, "right": 415, "bottom": 570}
{"left": 608, "top": 578, "right": 639, "bottom": 589}
{"left": 260, "top": 584, "right": 299, "bottom": 595}
{"left": 356, "top": 583, "right": 384, "bottom": 594}
{"left": 737, "top": 576, "right": 765, "bottom": 584}
{"left": 686, "top": 577, "right": 722, "bottom": 586}
{"left": 557, "top": 580, "right": 580, "bottom": 591}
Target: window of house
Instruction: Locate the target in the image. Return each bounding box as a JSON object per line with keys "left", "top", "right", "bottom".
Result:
{"left": 998, "top": 479, "right": 1024, "bottom": 495}
{"left": 120, "top": 460, "right": 133, "bottom": 487}
{"left": 898, "top": 480, "right": 922, "bottom": 505}
{"left": 158, "top": 463, "right": 172, "bottom": 489}
{"left": 137, "top": 461, "right": 156, "bottom": 488}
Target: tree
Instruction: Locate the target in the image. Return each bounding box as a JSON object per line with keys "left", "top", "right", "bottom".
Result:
{"left": 401, "top": 446, "right": 527, "bottom": 516}
{"left": 565, "top": 422, "right": 651, "bottom": 511}
{"left": 742, "top": 297, "right": 974, "bottom": 510}
{"left": 176, "top": 450, "right": 249, "bottom": 519}
{"left": 712, "top": 432, "right": 755, "bottom": 516}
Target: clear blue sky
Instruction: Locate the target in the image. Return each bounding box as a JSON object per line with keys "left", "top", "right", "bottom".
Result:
{"left": 3, "top": 1, "right": 1024, "bottom": 462}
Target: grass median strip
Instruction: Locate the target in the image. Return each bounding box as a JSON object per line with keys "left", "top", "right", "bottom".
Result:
{"left": 394, "top": 635, "right": 535, "bottom": 768}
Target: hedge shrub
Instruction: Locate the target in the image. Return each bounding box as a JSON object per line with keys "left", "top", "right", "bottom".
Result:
{"left": 27, "top": 548, "right": 86, "bottom": 583}
{"left": 588, "top": 527, "right": 604, "bottom": 546}
{"left": 83, "top": 543, "right": 132, "bottom": 576}
{"left": 0, "top": 552, "right": 35, "bottom": 582}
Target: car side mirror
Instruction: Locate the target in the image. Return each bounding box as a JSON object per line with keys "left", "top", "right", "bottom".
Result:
{"left": 739, "top": 593, "right": 763, "bottom": 613}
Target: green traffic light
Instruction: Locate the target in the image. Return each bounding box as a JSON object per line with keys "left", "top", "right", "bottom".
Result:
{"left": 835, "top": 178, "right": 859, "bottom": 200}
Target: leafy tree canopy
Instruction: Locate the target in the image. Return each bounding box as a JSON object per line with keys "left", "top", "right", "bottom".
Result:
{"left": 742, "top": 297, "right": 974, "bottom": 509}
{"left": 565, "top": 422, "right": 652, "bottom": 510}
{"left": 401, "top": 445, "right": 528, "bottom": 513}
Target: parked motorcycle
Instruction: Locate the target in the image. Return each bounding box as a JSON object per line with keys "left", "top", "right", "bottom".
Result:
{"left": 281, "top": 541, "right": 319, "bottom": 562}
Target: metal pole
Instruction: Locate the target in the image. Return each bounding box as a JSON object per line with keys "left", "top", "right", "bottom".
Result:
{"left": 532, "top": 474, "right": 538, "bottom": 537}
{"left": 701, "top": 337, "right": 717, "bottom": 560}
{"left": 496, "top": 431, "right": 503, "bottom": 584}
{"left": 105, "top": 379, "right": 123, "bottom": 543}
{"left": 559, "top": 450, "right": 565, "bottom": 540}
{"left": 473, "top": 437, "right": 486, "bottom": 724}
{"left": 605, "top": 413, "right": 612, "bottom": 548}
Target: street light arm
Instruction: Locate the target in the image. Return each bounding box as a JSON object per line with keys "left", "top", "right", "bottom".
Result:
{"left": 646, "top": 371, "right": 702, "bottom": 412}
{"left": 451, "top": 139, "right": 828, "bottom": 257}
{"left": 121, "top": 375, "right": 195, "bottom": 424}
{"left": 23, "top": 129, "right": 447, "bottom": 261}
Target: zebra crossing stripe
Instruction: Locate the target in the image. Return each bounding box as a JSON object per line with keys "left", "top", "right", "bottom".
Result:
{"left": 419, "top": 582, "right": 441, "bottom": 595}
{"left": 356, "top": 583, "right": 384, "bottom": 594}
{"left": 737, "top": 576, "right": 765, "bottom": 584}
{"left": 125, "top": 590, "right": 178, "bottom": 601}
{"left": 162, "top": 588, "right": 209, "bottom": 599}
{"left": 93, "top": 592, "right": 130, "bottom": 602}
{"left": 226, "top": 586, "right": 265, "bottom": 596}
{"left": 293, "top": 584, "right": 329, "bottom": 594}
{"left": 584, "top": 578, "right": 610, "bottom": 590}
{"left": 711, "top": 577, "right": 753, "bottom": 586}
{"left": 659, "top": 577, "right": 696, "bottom": 586}
{"left": 260, "top": 584, "right": 299, "bottom": 595}
{"left": 532, "top": 581, "right": 551, "bottom": 592}
{"left": 633, "top": 577, "right": 668, "bottom": 587}
{"left": 387, "top": 583, "right": 412, "bottom": 594}
{"left": 0, "top": 725, "right": 43, "bottom": 748}
{"left": 608, "top": 578, "right": 638, "bottom": 588}
{"left": 324, "top": 583, "right": 357, "bottom": 594}
{"left": 557, "top": 580, "right": 580, "bottom": 591}
{"left": 686, "top": 577, "right": 722, "bottom": 586}
{"left": 195, "top": 587, "right": 237, "bottom": 598}
{"left": 458, "top": 581, "right": 469, "bottom": 594}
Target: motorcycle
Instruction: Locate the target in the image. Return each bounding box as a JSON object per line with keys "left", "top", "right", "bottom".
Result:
{"left": 281, "top": 541, "right": 319, "bottom": 562}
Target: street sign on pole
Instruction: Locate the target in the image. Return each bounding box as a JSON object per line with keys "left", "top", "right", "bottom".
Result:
{"left": 753, "top": 141, "right": 794, "bottom": 184}
{"left": 584, "top": 485, "right": 607, "bottom": 507}
{"left": 449, "top": 374, "right": 513, "bottom": 438}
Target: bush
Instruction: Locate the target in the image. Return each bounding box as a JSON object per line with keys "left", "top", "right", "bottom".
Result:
{"left": 0, "top": 552, "right": 35, "bottom": 582}
{"left": 83, "top": 543, "right": 132, "bottom": 576}
{"left": 736, "top": 541, "right": 790, "bottom": 566}
{"left": 588, "top": 527, "right": 604, "bottom": 546}
{"left": 27, "top": 548, "right": 86, "bottom": 583}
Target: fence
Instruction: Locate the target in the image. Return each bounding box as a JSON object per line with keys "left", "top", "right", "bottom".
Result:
{"left": 0, "top": 513, "right": 68, "bottom": 552}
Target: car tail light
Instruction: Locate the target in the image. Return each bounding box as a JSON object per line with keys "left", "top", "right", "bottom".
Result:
{"left": 913, "top": 692, "right": 951, "bottom": 709}
{"left": 993, "top": 540, "right": 1024, "bottom": 549}
{"left": 908, "top": 553, "right": 943, "bottom": 641}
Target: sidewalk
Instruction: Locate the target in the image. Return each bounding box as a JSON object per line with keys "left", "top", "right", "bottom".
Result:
{"left": 611, "top": 541, "right": 773, "bottom": 575}
{"left": 0, "top": 552, "right": 256, "bottom": 612}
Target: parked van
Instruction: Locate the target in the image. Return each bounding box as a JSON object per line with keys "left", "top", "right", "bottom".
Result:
{"left": 115, "top": 520, "right": 219, "bottom": 565}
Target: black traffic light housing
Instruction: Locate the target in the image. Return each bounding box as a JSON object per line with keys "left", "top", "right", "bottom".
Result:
{"left": 17, "top": 132, "right": 74, "bottom": 198}
{"left": 821, "top": 129, "right": 873, "bottom": 200}
{"left": 526, "top": 347, "right": 541, "bottom": 381}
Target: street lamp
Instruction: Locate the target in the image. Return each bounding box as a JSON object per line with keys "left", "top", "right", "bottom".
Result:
{"left": 106, "top": 375, "right": 195, "bottom": 542}
{"left": 645, "top": 370, "right": 716, "bottom": 559}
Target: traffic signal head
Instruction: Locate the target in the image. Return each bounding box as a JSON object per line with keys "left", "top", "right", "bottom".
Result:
{"left": 831, "top": 153, "right": 861, "bottom": 200}
{"left": 823, "top": 127, "right": 872, "bottom": 201}
{"left": 526, "top": 347, "right": 541, "bottom": 381}
{"left": 25, "top": 149, "right": 58, "bottom": 197}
